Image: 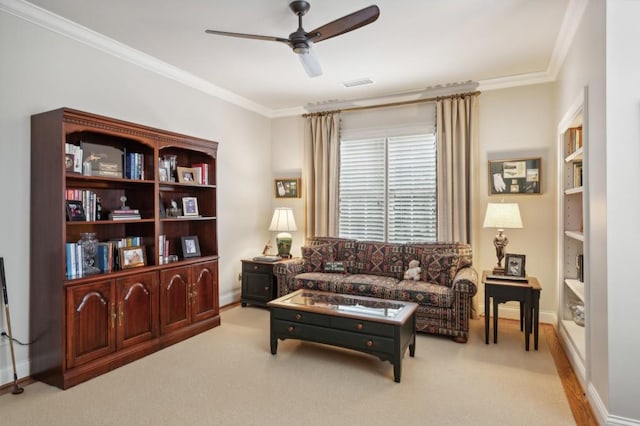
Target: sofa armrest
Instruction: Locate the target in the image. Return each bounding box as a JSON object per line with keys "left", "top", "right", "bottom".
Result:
{"left": 451, "top": 267, "right": 478, "bottom": 296}
{"left": 273, "top": 259, "right": 305, "bottom": 297}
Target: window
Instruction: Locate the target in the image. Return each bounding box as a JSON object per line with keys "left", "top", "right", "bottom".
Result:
{"left": 339, "top": 133, "right": 437, "bottom": 243}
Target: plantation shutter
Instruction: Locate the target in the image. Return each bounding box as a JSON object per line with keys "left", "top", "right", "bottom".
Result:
{"left": 338, "top": 138, "right": 385, "bottom": 241}
{"left": 338, "top": 102, "right": 437, "bottom": 243}
{"left": 387, "top": 134, "right": 437, "bottom": 243}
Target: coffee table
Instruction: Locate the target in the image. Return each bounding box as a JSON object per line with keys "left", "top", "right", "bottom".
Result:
{"left": 267, "top": 289, "right": 418, "bottom": 383}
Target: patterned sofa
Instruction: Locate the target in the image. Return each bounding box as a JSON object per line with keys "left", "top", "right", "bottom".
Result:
{"left": 273, "top": 237, "right": 478, "bottom": 343}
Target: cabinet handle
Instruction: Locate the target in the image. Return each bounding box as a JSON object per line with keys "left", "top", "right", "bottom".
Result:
{"left": 366, "top": 340, "right": 374, "bottom": 348}
{"left": 295, "top": 313, "right": 302, "bottom": 320}
{"left": 118, "top": 302, "right": 123, "bottom": 327}
{"left": 264, "top": 286, "right": 270, "bottom": 292}
{"left": 356, "top": 323, "right": 364, "bottom": 330}
{"left": 288, "top": 326, "right": 295, "bottom": 333}
{"left": 254, "top": 266, "right": 259, "bottom": 270}
{"left": 111, "top": 304, "right": 116, "bottom": 329}
{"left": 191, "top": 284, "right": 198, "bottom": 304}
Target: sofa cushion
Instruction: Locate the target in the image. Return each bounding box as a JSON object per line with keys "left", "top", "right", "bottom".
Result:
{"left": 334, "top": 274, "right": 398, "bottom": 299}
{"left": 292, "top": 272, "right": 345, "bottom": 293}
{"left": 404, "top": 242, "right": 472, "bottom": 270}
{"left": 392, "top": 280, "right": 453, "bottom": 308}
{"left": 421, "top": 252, "right": 460, "bottom": 287}
{"left": 354, "top": 241, "right": 405, "bottom": 279}
{"left": 309, "top": 237, "right": 357, "bottom": 271}
{"left": 301, "top": 244, "right": 334, "bottom": 273}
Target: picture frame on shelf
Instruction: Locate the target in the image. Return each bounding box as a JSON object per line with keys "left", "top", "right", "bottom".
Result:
{"left": 489, "top": 158, "right": 541, "bottom": 195}
{"left": 504, "top": 253, "right": 526, "bottom": 277}
{"left": 274, "top": 178, "right": 301, "bottom": 198}
{"left": 182, "top": 196, "right": 199, "bottom": 216}
{"left": 119, "top": 246, "right": 146, "bottom": 269}
{"left": 81, "top": 142, "right": 124, "bottom": 178}
{"left": 158, "top": 166, "right": 169, "bottom": 182}
{"left": 177, "top": 166, "right": 198, "bottom": 183}
{"left": 181, "top": 236, "right": 201, "bottom": 258}
{"left": 65, "top": 200, "right": 86, "bottom": 221}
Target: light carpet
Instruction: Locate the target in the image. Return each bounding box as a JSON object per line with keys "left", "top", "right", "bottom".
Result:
{"left": 0, "top": 306, "right": 574, "bottom": 425}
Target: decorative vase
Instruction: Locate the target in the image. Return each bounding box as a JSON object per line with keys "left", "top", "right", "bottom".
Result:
{"left": 78, "top": 232, "right": 100, "bottom": 275}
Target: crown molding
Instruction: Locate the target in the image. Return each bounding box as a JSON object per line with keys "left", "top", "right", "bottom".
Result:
{"left": 0, "top": 0, "right": 273, "bottom": 118}
{"left": 2, "top": 0, "right": 587, "bottom": 119}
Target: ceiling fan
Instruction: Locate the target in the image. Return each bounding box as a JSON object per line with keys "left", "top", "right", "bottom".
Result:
{"left": 205, "top": 1, "right": 380, "bottom": 78}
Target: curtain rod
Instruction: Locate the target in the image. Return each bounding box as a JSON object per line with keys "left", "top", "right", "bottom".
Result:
{"left": 302, "top": 91, "right": 481, "bottom": 118}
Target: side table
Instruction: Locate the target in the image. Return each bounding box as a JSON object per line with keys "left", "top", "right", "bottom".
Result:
{"left": 482, "top": 271, "right": 542, "bottom": 351}
{"left": 241, "top": 258, "right": 294, "bottom": 307}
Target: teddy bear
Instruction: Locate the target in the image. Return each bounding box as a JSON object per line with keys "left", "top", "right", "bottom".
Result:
{"left": 403, "top": 259, "right": 421, "bottom": 281}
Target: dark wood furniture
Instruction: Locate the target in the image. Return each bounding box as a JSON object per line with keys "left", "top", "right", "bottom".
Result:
{"left": 241, "top": 259, "right": 281, "bottom": 307}
{"left": 268, "top": 289, "right": 418, "bottom": 382}
{"left": 483, "top": 271, "right": 541, "bottom": 351}
{"left": 30, "top": 108, "right": 220, "bottom": 389}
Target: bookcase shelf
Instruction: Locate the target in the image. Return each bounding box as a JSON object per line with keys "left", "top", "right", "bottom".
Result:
{"left": 30, "top": 107, "right": 220, "bottom": 389}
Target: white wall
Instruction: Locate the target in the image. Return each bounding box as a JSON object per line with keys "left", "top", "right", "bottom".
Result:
{"left": 271, "top": 116, "right": 305, "bottom": 256}
{"left": 477, "top": 84, "right": 558, "bottom": 322}
{"left": 0, "top": 10, "right": 272, "bottom": 384}
{"left": 605, "top": 0, "right": 640, "bottom": 421}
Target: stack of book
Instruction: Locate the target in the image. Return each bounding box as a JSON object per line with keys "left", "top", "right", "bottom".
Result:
{"left": 192, "top": 163, "right": 209, "bottom": 185}
{"left": 109, "top": 209, "right": 141, "bottom": 220}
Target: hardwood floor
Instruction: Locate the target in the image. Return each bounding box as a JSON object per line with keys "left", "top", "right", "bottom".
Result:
{"left": 542, "top": 322, "right": 599, "bottom": 425}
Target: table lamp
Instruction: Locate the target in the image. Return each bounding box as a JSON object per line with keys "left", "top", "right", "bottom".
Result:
{"left": 268, "top": 207, "right": 297, "bottom": 258}
{"left": 483, "top": 202, "right": 523, "bottom": 274}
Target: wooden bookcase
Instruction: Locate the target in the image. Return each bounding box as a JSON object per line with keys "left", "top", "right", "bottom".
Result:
{"left": 30, "top": 108, "right": 220, "bottom": 389}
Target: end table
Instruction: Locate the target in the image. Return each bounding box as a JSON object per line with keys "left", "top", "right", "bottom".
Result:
{"left": 483, "top": 271, "right": 542, "bottom": 351}
{"left": 241, "top": 258, "right": 294, "bottom": 307}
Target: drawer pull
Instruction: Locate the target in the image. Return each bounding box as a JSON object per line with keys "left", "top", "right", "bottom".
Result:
{"left": 253, "top": 265, "right": 259, "bottom": 270}
{"left": 356, "top": 323, "right": 364, "bottom": 330}
{"left": 265, "top": 286, "right": 270, "bottom": 291}
{"left": 295, "top": 313, "right": 302, "bottom": 320}
{"left": 366, "top": 340, "right": 374, "bottom": 347}
{"left": 288, "top": 326, "right": 295, "bottom": 333}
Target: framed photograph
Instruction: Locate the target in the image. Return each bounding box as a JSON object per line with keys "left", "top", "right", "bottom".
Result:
{"left": 274, "top": 178, "right": 301, "bottom": 198}
{"left": 65, "top": 200, "right": 86, "bottom": 222}
{"left": 158, "top": 166, "right": 169, "bottom": 182}
{"left": 489, "top": 158, "right": 541, "bottom": 195}
{"left": 177, "top": 166, "right": 198, "bottom": 184}
{"left": 182, "top": 197, "right": 199, "bottom": 216}
{"left": 181, "top": 236, "right": 201, "bottom": 258}
{"left": 504, "top": 253, "right": 526, "bottom": 277}
{"left": 119, "top": 246, "right": 146, "bottom": 269}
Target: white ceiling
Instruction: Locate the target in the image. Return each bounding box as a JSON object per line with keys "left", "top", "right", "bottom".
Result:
{"left": 22, "top": 0, "right": 575, "bottom": 116}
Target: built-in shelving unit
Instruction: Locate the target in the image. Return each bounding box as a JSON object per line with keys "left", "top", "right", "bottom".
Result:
{"left": 30, "top": 108, "right": 220, "bottom": 389}
{"left": 557, "top": 90, "right": 588, "bottom": 384}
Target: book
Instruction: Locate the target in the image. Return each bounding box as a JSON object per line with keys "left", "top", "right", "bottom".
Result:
{"left": 486, "top": 274, "right": 529, "bottom": 283}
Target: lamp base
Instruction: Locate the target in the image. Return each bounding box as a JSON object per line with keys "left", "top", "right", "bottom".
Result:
{"left": 276, "top": 233, "right": 293, "bottom": 258}
{"left": 492, "top": 266, "right": 505, "bottom": 275}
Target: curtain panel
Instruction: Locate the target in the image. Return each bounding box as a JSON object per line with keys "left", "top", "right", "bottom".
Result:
{"left": 436, "top": 94, "right": 479, "bottom": 243}
{"left": 303, "top": 113, "right": 341, "bottom": 238}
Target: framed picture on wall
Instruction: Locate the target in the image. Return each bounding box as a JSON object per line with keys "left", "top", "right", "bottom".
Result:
{"left": 489, "top": 157, "right": 541, "bottom": 195}
{"left": 274, "top": 178, "right": 301, "bottom": 198}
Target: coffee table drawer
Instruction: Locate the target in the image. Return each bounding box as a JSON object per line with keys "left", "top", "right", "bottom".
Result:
{"left": 330, "top": 316, "right": 394, "bottom": 337}
{"left": 272, "top": 319, "right": 395, "bottom": 354}
{"left": 271, "top": 308, "right": 331, "bottom": 327}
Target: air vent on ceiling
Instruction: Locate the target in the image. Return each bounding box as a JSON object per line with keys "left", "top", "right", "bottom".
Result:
{"left": 342, "top": 78, "right": 373, "bottom": 88}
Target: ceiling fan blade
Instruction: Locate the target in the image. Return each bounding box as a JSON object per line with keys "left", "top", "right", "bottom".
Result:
{"left": 307, "top": 5, "right": 380, "bottom": 43}
{"left": 298, "top": 43, "right": 322, "bottom": 77}
{"left": 205, "top": 29, "right": 289, "bottom": 44}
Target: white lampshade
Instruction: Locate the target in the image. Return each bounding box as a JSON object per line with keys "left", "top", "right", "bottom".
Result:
{"left": 268, "top": 208, "right": 298, "bottom": 232}
{"left": 483, "top": 203, "right": 523, "bottom": 229}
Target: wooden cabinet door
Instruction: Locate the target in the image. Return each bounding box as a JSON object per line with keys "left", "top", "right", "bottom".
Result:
{"left": 159, "top": 265, "right": 191, "bottom": 334}
{"left": 116, "top": 272, "right": 159, "bottom": 349}
{"left": 191, "top": 260, "right": 219, "bottom": 323}
{"left": 66, "top": 280, "right": 116, "bottom": 369}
